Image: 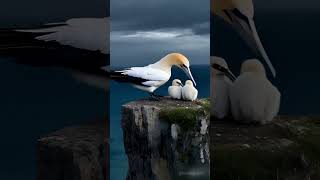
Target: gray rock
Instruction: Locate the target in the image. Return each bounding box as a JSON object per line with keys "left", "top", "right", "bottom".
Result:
{"left": 122, "top": 97, "right": 210, "bottom": 180}
{"left": 37, "top": 121, "right": 108, "bottom": 180}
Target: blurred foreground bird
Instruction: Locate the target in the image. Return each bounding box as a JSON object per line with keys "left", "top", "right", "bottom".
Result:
{"left": 212, "top": 0, "right": 276, "bottom": 77}
{"left": 230, "top": 59, "right": 280, "bottom": 124}
{"left": 211, "top": 56, "right": 235, "bottom": 119}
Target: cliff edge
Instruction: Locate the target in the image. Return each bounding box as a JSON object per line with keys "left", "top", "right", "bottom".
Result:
{"left": 122, "top": 97, "right": 210, "bottom": 180}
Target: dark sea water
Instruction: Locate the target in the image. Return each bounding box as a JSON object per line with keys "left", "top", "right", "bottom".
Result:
{"left": 0, "top": 59, "right": 106, "bottom": 179}
{"left": 110, "top": 65, "right": 210, "bottom": 180}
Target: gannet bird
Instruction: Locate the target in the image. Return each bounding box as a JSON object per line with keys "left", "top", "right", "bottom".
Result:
{"left": 0, "top": 17, "right": 109, "bottom": 89}
{"left": 211, "top": 56, "right": 236, "bottom": 119}
{"left": 230, "top": 59, "right": 280, "bottom": 124}
{"left": 182, "top": 80, "right": 198, "bottom": 101}
{"left": 168, "top": 79, "right": 183, "bottom": 99}
{"left": 110, "top": 53, "right": 196, "bottom": 99}
{"left": 211, "top": 0, "right": 276, "bottom": 77}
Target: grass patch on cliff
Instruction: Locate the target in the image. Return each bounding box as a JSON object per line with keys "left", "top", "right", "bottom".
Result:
{"left": 159, "top": 98, "right": 210, "bottom": 131}
{"left": 159, "top": 107, "right": 199, "bottom": 131}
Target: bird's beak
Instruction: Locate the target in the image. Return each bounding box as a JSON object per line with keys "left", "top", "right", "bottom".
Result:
{"left": 224, "top": 9, "right": 276, "bottom": 77}
{"left": 177, "top": 82, "right": 183, "bottom": 87}
{"left": 211, "top": 63, "right": 236, "bottom": 81}
{"left": 183, "top": 67, "right": 196, "bottom": 86}
{"left": 225, "top": 70, "right": 236, "bottom": 82}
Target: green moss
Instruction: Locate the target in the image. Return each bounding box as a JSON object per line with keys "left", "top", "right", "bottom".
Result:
{"left": 159, "top": 107, "right": 199, "bottom": 131}
{"left": 198, "top": 98, "right": 210, "bottom": 113}
{"left": 159, "top": 98, "right": 210, "bottom": 131}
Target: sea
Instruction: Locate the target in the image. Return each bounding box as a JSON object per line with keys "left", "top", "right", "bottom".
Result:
{"left": 1, "top": 11, "right": 320, "bottom": 180}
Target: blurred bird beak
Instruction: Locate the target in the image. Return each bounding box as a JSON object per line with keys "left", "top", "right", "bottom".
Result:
{"left": 211, "top": 63, "right": 236, "bottom": 81}
{"left": 225, "top": 70, "right": 236, "bottom": 82}
{"left": 224, "top": 9, "right": 276, "bottom": 77}
{"left": 182, "top": 67, "right": 196, "bottom": 86}
{"left": 177, "top": 82, "right": 183, "bottom": 87}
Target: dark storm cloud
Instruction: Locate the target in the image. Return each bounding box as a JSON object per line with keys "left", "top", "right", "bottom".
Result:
{"left": 111, "top": 0, "right": 210, "bottom": 66}
{"left": 111, "top": 0, "right": 210, "bottom": 35}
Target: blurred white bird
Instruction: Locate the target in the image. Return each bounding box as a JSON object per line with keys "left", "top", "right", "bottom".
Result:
{"left": 212, "top": 0, "right": 276, "bottom": 77}
{"left": 182, "top": 80, "right": 198, "bottom": 101}
{"left": 168, "top": 79, "right": 183, "bottom": 99}
{"left": 230, "top": 59, "right": 280, "bottom": 124}
{"left": 211, "top": 56, "right": 236, "bottom": 119}
{"left": 110, "top": 53, "right": 196, "bottom": 99}
{"left": 0, "top": 17, "right": 110, "bottom": 89}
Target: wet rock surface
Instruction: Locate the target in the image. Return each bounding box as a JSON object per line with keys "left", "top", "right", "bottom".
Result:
{"left": 37, "top": 121, "right": 108, "bottom": 180}
{"left": 122, "top": 97, "right": 210, "bottom": 180}
{"left": 211, "top": 116, "right": 320, "bottom": 180}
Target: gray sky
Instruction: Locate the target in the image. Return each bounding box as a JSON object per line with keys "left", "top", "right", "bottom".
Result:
{"left": 111, "top": 0, "right": 210, "bottom": 66}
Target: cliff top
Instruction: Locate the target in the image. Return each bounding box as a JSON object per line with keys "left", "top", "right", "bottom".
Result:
{"left": 123, "top": 97, "right": 210, "bottom": 131}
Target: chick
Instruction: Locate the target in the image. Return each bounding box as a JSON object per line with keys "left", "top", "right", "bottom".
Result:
{"left": 182, "top": 80, "right": 198, "bottom": 101}
{"left": 168, "top": 79, "right": 183, "bottom": 99}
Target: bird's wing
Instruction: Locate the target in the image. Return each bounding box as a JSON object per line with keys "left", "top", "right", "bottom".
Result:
{"left": 17, "top": 18, "right": 109, "bottom": 54}
{"left": 111, "top": 67, "right": 170, "bottom": 86}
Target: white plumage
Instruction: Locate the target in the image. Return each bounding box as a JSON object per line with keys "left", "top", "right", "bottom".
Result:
{"left": 211, "top": 56, "right": 234, "bottom": 119}
{"left": 117, "top": 66, "right": 171, "bottom": 93}
{"left": 182, "top": 80, "right": 198, "bottom": 101}
{"left": 18, "top": 17, "right": 109, "bottom": 54}
{"left": 110, "top": 53, "right": 196, "bottom": 98}
{"left": 168, "top": 79, "right": 182, "bottom": 99}
{"left": 230, "top": 59, "right": 280, "bottom": 124}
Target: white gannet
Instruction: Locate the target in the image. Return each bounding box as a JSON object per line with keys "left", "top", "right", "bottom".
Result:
{"left": 110, "top": 53, "right": 196, "bottom": 99}
{"left": 182, "top": 80, "right": 198, "bottom": 101}
{"left": 230, "top": 59, "right": 281, "bottom": 124}
{"left": 212, "top": 0, "right": 276, "bottom": 77}
{"left": 168, "top": 79, "right": 183, "bottom": 99}
{"left": 211, "top": 56, "right": 236, "bottom": 119}
{"left": 0, "top": 17, "right": 109, "bottom": 89}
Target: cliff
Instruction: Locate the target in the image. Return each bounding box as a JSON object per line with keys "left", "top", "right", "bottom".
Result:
{"left": 121, "top": 97, "right": 210, "bottom": 180}
{"left": 37, "top": 121, "right": 108, "bottom": 180}
{"left": 211, "top": 116, "right": 320, "bottom": 180}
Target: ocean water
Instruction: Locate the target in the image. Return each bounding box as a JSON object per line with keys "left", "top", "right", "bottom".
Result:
{"left": 110, "top": 65, "right": 210, "bottom": 180}
{"left": 0, "top": 59, "right": 106, "bottom": 179}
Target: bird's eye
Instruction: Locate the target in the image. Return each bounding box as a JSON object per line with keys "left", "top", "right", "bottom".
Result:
{"left": 181, "top": 64, "right": 187, "bottom": 69}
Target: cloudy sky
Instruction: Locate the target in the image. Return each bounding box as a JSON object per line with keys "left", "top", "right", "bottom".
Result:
{"left": 111, "top": 0, "right": 210, "bottom": 66}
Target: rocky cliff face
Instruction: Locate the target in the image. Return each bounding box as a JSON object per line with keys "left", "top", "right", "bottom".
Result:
{"left": 121, "top": 97, "right": 210, "bottom": 180}
{"left": 37, "top": 121, "right": 108, "bottom": 180}
{"left": 211, "top": 116, "right": 320, "bottom": 180}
